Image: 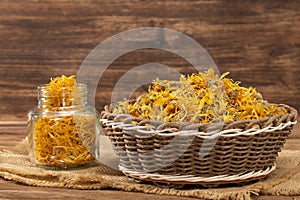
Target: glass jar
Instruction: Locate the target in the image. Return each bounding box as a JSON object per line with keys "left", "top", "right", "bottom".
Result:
{"left": 28, "top": 83, "right": 99, "bottom": 169}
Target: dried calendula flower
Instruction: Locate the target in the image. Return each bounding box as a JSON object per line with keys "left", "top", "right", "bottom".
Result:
{"left": 29, "top": 75, "right": 98, "bottom": 168}
{"left": 113, "top": 68, "right": 286, "bottom": 124}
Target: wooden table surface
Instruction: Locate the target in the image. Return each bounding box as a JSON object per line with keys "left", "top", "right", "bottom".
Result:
{"left": 0, "top": 0, "right": 299, "bottom": 199}
{"left": 0, "top": 119, "right": 299, "bottom": 200}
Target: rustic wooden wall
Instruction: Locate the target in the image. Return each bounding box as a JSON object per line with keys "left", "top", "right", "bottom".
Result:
{"left": 0, "top": 0, "right": 299, "bottom": 121}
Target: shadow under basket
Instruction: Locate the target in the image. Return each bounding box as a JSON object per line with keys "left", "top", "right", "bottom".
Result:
{"left": 100, "top": 104, "right": 297, "bottom": 186}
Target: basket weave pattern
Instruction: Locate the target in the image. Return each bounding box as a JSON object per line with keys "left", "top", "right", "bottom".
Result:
{"left": 100, "top": 104, "right": 297, "bottom": 184}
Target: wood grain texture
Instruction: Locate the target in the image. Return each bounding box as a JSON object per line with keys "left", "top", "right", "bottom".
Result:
{"left": 0, "top": 178, "right": 298, "bottom": 200}
{"left": 0, "top": 0, "right": 299, "bottom": 122}
{"left": 0, "top": 1, "right": 299, "bottom": 199}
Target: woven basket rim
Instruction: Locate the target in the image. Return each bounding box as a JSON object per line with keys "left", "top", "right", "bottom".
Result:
{"left": 101, "top": 103, "right": 297, "bottom": 135}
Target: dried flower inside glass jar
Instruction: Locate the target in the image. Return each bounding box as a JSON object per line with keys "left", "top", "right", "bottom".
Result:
{"left": 28, "top": 75, "right": 99, "bottom": 169}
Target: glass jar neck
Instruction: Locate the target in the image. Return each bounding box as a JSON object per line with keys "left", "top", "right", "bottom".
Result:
{"left": 37, "top": 83, "right": 88, "bottom": 111}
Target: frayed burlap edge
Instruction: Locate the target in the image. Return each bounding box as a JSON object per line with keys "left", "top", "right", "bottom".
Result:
{"left": 1, "top": 138, "right": 300, "bottom": 200}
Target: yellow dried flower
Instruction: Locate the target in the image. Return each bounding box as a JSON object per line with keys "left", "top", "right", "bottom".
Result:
{"left": 114, "top": 68, "right": 286, "bottom": 124}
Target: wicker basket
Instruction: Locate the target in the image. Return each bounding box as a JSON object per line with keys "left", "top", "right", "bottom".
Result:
{"left": 100, "top": 104, "right": 297, "bottom": 185}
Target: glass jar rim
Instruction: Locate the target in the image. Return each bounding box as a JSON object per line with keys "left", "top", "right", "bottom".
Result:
{"left": 37, "top": 83, "right": 88, "bottom": 99}
{"left": 37, "top": 83, "right": 87, "bottom": 90}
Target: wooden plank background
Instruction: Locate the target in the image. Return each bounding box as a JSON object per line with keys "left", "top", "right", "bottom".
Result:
{"left": 0, "top": 0, "right": 299, "bottom": 122}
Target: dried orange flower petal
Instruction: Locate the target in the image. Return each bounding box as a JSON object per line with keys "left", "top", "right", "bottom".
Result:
{"left": 113, "top": 69, "right": 286, "bottom": 124}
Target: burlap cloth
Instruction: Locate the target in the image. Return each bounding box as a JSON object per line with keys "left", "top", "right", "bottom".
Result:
{"left": 1, "top": 138, "right": 300, "bottom": 200}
